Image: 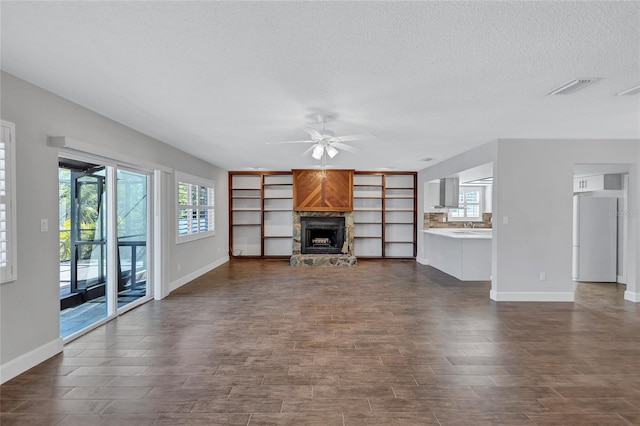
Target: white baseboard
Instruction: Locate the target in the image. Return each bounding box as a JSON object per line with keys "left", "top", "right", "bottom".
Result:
{"left": 617, "top": 275, "right": 626, "bottom": 284}
{"left": 490, "top": 290, "right": 574, "bottom": 302}
{"left": 624, "top": 291, "right": 639, "bottom": 302}
{"left": 0, "top": 338, "right": 63, "bottom": 384}
{"left": 416, "top": 257, "right": 429, "bottom": 265}
{"left": 168, "top": 256, "right": 229, "bottom": 293}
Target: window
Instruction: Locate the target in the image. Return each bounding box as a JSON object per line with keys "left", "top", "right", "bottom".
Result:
{"left": 449, "top": 186, "right": 483, "bottom": 221}
{"left": 176, "top": 172, "right": 215, "bottom": 243}
{"left": 0, "top": 121, "right": 17, "bottom": 282}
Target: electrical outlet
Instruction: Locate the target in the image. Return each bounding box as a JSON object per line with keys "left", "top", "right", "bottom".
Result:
{"left": 502, "top": 216, "right": 509, "bottom": 225}
{"left": 177, "top": 263, "right": 182, "bottom": 271}
{"left": 40, "top": 219, "right": 48, "bottom": 232}
{"left": 539, "top": 272, "right": 546, "bottom": 281}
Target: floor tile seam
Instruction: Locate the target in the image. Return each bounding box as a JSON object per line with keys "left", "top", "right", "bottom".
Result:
{"left": 0, "top": 399, "right": 28, "bottom": 413}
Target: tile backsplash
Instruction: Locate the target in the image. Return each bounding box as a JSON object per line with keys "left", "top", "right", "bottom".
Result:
{"left": 424, "top": 212, "right": 492, "bottom": 229}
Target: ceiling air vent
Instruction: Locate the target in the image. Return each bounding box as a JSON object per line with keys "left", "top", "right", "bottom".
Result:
{"left": 546, "top": 78, "right": 601, "bottom": 95}
{"left": 615, "top": 84, "right": 640, "bottom": 96}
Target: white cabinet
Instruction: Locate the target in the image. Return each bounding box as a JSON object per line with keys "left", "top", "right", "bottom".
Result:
{"left": 574, "top": 174, "right": 622, "bottom": 193}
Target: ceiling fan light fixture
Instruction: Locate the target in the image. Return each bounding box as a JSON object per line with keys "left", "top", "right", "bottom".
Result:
{"left": 311, "top": 144, "right": 325, "bottom": 160}
{"left": 326, "top": 146, "right": 339, "bottom": 158}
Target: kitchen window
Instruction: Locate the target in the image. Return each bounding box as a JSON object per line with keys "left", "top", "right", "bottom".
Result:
{"left": 449, "top": 186, "right": 483, "bottom": 221}
{"left": 176, "top": 172, "right": 215, "bottom": 243}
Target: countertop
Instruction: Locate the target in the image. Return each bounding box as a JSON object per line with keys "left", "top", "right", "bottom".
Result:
{"left": 423, "top": 228, "right": 492, "bottom": 240}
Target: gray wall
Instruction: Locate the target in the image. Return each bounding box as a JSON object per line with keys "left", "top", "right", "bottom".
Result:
{"left": 0, "top": 72, "right": 229, "bottom": 370}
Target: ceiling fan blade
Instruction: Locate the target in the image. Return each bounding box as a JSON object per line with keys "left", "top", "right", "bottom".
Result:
{"left": 331, "top": 142, "right": 359, "bottom": 153}
{"left": 334, "top": 133, "right": 375, "bottom": 142}
{"left": 303, "top": 127, "right": 323, "bottom": 139}
{"left": 267, "top": 140, "right": 315, "bottom": 145}
{"left": 301, "top": 143, "right": 320, "bottom": 156}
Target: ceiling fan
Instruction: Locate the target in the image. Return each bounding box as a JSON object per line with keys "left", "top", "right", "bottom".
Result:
{"left": 267, "top": 115, "right": 375, "bottom": 162}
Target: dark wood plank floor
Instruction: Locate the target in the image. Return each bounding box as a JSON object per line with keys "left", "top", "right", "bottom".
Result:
{"left": 2, "top": 259, "right": 640, "bottom": 425}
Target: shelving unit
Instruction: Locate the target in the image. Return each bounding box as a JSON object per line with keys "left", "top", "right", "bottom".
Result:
{"left": 230, "top": 170, "right": 416, "bottom": 259}
{"left": 262, "top": 173, "right": 293, "bottom": 257}
{"left": 353, "top": 172, "right": 417, "bottom": 258}
{"left": 229, "top": 172, "right": 293, "bottom": 257}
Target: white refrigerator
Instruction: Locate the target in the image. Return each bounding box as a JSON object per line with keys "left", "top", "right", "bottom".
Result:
{"left": 572, "top": 196, "right": 617, "bottom": 282}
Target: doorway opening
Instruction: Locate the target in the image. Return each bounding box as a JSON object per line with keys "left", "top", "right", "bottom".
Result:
{"left": 572, "top": 163, "right": 630, "bottom": 299}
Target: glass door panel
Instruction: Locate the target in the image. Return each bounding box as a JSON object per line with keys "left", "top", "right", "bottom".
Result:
{"left": 117, "top": 169, "right": 149, "bottom": 308}
{"left": 59, "top": 162, "right": 108, "bottom": 338}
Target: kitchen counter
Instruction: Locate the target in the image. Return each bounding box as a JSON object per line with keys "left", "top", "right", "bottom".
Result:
{"left": 423, "top": 228, "right": 492, "bottom": 239}
{"left": 423, "top": 228, "right": 492, "bottom": 281}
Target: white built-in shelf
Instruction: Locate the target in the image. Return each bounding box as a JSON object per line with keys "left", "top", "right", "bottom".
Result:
{"left": 353, "top": 172, "right": 416, "bottom": 259}
{"left": 231, "top": 172, "right": 294, "bottom": 258}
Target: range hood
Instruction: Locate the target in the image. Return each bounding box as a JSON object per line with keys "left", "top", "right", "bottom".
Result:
{"left": 437, "top": 178, "right": 459, "bottom": 208}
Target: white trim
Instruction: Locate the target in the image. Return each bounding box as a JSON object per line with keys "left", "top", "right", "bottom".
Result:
{"left": 106, "top": 166, "right": 118, "bottom": 317}
{"left": 490, "top": 290, "right": 574, "bottom": 302}
{"left": 118, "top": 294, "right": 153, "bottom": 315}
{"left": 617, "top": 275, "right": 626, "bottom": 284}
{"left": 624, "top": 291, "right": 639, "bottom": 302}
{"left": 0, "top": 338, "right": 63, "bottom": 384}
{"left": 62, "top": 316, "right": 113, "bottom": 344}
{"left": 175, "top": 229, "right": 216, "bottom": 245}
{"left": 48, "top": 136, "right": 173, "bottom": 173}
{"left": 153, "top": 170, "right": 165, "bottom": 300}
{"left": 168, "top": 256, "right": 229, "bottom": 293}
{"left": 416, "top": 257, "right": 428, "bottom": 265}
{"left": 175, "top": 170, "right": 216, "bottom": 189}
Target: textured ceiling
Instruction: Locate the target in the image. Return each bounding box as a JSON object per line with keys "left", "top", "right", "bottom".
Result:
{"left": 2, "top": 1, "right": 639, "bottom": 171}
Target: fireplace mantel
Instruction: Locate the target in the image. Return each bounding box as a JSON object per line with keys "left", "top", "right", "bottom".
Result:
{"left": 292, "top": 169, "right": 353, "bottom": 212}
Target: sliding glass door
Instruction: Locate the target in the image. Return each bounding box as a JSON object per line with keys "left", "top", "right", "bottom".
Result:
{"left": 59, "top": 157, "right": 153, "bottom": 339}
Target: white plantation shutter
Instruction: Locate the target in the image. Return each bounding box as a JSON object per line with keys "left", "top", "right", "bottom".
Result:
{"left": 176, "top": 172, "right": 215, "bottom": 243}
{"left": 0, "top": 121, "right": 17, "bottom": 282}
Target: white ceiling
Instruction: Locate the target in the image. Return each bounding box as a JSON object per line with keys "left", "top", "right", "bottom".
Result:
{"left": 2, "top": 1, "right": 639, "bottom": 171}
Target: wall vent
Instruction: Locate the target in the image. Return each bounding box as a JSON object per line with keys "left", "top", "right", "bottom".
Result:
{"left": 546, "top": 78, "right": 601, "bottom": 95}
{"left": 615, "top": 84, "right": 640, "bottom": 96}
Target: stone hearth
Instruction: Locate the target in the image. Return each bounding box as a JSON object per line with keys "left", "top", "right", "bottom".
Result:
{"left": 290, "top": 211, "right": 357, "bottom": 267}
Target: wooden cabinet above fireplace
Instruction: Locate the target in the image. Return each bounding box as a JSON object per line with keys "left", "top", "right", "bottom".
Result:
{"left": 292, "top": 169, "right": 354, "bottom": 212}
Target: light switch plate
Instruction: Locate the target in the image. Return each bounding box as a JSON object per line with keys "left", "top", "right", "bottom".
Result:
{"left": 40, "top": 219, "right": 48, "bottom": 232}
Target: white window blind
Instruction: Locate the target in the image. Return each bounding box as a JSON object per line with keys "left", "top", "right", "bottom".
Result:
{"left": 0, "top": 121, "right": 17, "bottom": 282}
{"left": 176, "top": 172, "right": 215, "bottom": 243}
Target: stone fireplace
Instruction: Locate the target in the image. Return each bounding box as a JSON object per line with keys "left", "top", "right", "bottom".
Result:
{"left": 291, "top": 211, "right": 356, "bottom": 266}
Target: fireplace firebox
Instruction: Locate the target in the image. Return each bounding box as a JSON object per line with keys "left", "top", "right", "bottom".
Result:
{"left": 300, "top": 216, "right": 345, "bottom": 254}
